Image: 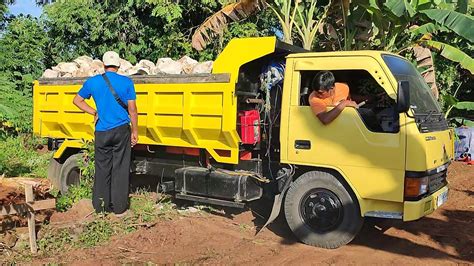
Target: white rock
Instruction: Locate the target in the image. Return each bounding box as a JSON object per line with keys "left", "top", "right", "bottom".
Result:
{"left": 128, "top": 66, "right": 150, "bottom": 76}
{"left": 192, "top": 61, "right": 213, "bottom": 74}
{"left": 178, "top": 56, "right": 198, "bottom": 74}
{"left": 42, "top": 69, "right": 59, "bottom": 78}
{"left": 58, "top": 62, "right": 79, "bottom": 74}
{"left": 187, "top": 207, "right": 199, "bottom": 213}
{"left": 73, "top": 56, "right": 93, "bottom": 67}
{"left": 90, "top": 60, "right": 105, "bottom": 75}
{"left": 119, "top": 58, "right": 133, "bottom": 72}
{"left": 138, "top": 59, "right": 155, "bottom": 70}
{"left": 156, "top": 58, "right": 174, "bottom": 65}
{"left": 117, "top": 69, "right": 128, "bottom": 75}
{"left": 73, "top": 67, "right": 93, "bottom": 77}
{"left": 156, "top": 58, "right": 183, "bottom": 74}
{"left": 62, "top": 73, "right": 73, "bottom": 78}
{"left": 51, "top": 62, "right": 65, "bottom": 72}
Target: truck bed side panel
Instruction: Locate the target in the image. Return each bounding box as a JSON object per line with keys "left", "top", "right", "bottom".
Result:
{"left": 33, "top": 76, "right": 240, "bottom": 164}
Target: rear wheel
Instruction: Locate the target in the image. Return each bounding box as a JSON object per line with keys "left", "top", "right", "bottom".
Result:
{"left": 284, "top": 171, "right": 363, "bottom": 249}
{"left": 47, "top": 158, "right": 62, "bottom": 190}
{"left": 58, "top": 154, "right": 82, "bottom": 193}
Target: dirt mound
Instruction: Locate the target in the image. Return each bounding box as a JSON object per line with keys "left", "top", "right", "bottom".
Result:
{"left": 28, "top": 162, "right": 474, "bottom": 264}
{"left": 49, "top": 199, "right": 94, "bottom": 225}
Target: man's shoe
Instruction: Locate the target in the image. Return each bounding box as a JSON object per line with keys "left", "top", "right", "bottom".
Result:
{"left": 114, "top": 210, "right": 129, "bottom": 218}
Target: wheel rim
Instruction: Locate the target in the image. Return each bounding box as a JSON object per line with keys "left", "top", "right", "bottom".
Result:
{"left": 299, "top": 188, "right": 343, "bottom": 233}
{"left": 66, "top": 167, "right": 81, "bottom": 187}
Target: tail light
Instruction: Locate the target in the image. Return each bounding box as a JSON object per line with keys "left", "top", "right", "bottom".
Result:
{"left": 405, "top": 176, "right": 429, "bottom": 198}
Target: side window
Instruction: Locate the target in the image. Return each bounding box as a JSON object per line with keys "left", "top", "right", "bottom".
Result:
{"left": 299, "top": 70, "right": 398, "bottom": 133}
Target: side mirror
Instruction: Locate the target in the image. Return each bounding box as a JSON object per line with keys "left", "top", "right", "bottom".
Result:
{"left": 397, "top": 80, "right": 410, "bottom": 113}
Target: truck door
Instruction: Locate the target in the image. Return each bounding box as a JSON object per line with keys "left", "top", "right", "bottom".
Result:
{"left": 282, "top": 56, "right": 407, "bottom": 202}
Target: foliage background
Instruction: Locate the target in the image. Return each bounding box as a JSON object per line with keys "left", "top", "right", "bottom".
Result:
{"left": 0, "top": 0, "right": 472, "bottom": 176}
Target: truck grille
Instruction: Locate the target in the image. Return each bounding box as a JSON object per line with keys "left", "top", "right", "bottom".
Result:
{"left": 428, "top": 170, "right": 447, "bottom": 193}
{"left": 419, "top": 119, "right": 449, "bottom": 133}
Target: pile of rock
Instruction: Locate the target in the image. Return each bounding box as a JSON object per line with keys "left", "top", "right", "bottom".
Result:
{"left": 42, "top": 55, "right": 213, "bottom": 78}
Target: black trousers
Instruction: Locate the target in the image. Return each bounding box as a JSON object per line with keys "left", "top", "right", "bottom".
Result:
{"left": 93, "top": 124, "right": 131, "bottom": 214}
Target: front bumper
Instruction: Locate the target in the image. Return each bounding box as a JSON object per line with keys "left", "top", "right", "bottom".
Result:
{"left": 403, "top": 185, "right": 448, "bottom": 221}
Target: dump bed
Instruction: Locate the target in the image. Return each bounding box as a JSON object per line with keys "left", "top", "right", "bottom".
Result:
{"left": 33, "top": 37, "right": 304, "bottom": 164}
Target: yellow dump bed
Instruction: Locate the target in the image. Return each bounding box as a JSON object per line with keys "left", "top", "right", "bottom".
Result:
{"left": 34, "top": 74, "right": 242, "bottom": 163}
{"left": 33, "top": 37, "right": 301, "bottom": 164}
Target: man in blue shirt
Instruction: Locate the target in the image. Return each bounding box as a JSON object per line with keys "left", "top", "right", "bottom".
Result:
{"left": 73, "top": 51, "right": 138, "bottom": 216}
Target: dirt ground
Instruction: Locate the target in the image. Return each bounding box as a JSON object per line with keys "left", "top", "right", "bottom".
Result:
{"left": 2, "top": 162, "right": 474, "bottom": 265}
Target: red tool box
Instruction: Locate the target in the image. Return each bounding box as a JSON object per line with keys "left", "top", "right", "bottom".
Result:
{"left": 239, "top": 110, "right": 260, "bottom": 144}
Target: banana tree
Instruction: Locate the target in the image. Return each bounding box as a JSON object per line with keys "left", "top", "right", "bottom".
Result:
{"left": 442, "top": 85, "right": 474, "bottom": 126}
{"left": 337, "top": 0, "right": 473, "bottom": 99}
{"left": 266, "top": 0, "right": 299, "bottom": 44}
{"left": 191, "top": 0, "right": 267, "bottom": 51}
{"left": 191, "top": 0, "right": 299, "bottom": 50}
{"left": 293, "top": 0, "right": 332, "bottom": 50}
{"left": 192, "top": 0, "right": 337, "bottom": 51}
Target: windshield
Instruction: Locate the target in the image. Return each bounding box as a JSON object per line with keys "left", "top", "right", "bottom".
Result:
{"left": 382, "top": 55, "right": 441, "bottom": 114}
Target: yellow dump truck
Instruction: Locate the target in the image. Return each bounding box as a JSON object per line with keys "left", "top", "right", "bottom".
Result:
{"left": 33, "top": 37, "right": 453, "bottom": 248}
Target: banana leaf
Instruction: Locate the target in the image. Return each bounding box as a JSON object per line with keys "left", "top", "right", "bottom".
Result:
{"left": 384, "top": 0, "right": 416, "bottom": 17}
{"left": 409, "top": 23, "right": 449, "bottom": 36}
{"left": 420, "top": 9, "right": 474, "bottom": 43}
{"left": 420, "top": 40, "right": 474, "bottom": 74}
{"left": 455, "top": 101, "right": 474, "bottom": 111}
{"left": 191, "top": 0, "right": 267, "bottom": 51}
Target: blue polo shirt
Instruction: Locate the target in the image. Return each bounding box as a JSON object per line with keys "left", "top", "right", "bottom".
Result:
{"left": 78, "top": 71, "right": 136, "bottom": 132}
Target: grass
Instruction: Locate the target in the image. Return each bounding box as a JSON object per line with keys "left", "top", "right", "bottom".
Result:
{"left": 54, "top": 177, "right": 93, "bottom": 212}
{"left": 0, "top": 135, "right": 52, "bottom": 178}
{"left": 3, "top": 192, "right": 222, "bottom": 264}
{"left": 34, "top": 191, "right": 179, "bottom": 256}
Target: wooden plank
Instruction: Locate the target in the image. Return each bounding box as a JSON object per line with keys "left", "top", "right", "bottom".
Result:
{"left": 0, "top": 199, "right": 56, "bottom": 216}
{"left": 38, "top": 73, "right": 231, "bottom": 85}
{"left": 25, "top": 184, "right": 38, "bottom": 253}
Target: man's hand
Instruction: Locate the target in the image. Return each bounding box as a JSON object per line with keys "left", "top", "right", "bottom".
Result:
{"left": 339, "top": 100, "right": 358, "bottom": 109}
{"left": 73, "top": 95, "right": 97, "bottom": 116}
{"left": 131, "top": 129, "right": 138, "bottom": 147}
{"left": 317, "top": 100, "right": 358, "bottom": 125}
{"left": 128, "top": 100, "right": 138, "bottom": 147}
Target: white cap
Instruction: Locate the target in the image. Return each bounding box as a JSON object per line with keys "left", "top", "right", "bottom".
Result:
{"left": 102, "top": 51, "right": 121, "bottom": 67}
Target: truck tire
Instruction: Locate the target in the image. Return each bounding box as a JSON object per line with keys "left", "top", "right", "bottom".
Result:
{"left": 47, "top": 158, "right": 63, "bottom": 190}
{"left": 58, "top": 154, "right": 82, "bottom": 194}
{"left": 284, "top": 171, "right": 363, "bottom": 249}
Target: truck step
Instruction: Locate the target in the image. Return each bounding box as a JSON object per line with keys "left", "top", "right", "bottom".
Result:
{"left": 175, "top": 193, "right": 245, "bottom": 208}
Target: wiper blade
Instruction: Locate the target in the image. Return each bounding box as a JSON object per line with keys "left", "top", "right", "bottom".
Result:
{"left": 417, "top": 110, "right": 439, "bottom": 122}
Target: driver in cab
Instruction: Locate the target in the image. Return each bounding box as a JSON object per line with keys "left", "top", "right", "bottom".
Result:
{"left": 309, "top": 71, "right": 358, "bottom": 125}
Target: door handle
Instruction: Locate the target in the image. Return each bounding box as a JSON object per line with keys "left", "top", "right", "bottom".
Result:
{"left": 295, "top": 140, "right": 311, "bottom": 150}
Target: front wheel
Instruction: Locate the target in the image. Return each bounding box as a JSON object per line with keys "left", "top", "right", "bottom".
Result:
{"left": 284, "top": 171, "right": 363, "bottom": 249}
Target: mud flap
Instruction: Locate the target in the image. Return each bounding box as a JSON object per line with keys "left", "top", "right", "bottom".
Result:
{"left": 257, "top": 171, "right": 293, "bottom": 234}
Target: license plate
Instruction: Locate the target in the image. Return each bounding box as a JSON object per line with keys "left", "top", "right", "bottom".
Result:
{"left": 437, "top": 190, "right": 448, "bottom": 208}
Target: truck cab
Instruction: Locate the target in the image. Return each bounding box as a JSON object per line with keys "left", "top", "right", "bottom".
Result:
{"left": 229, "top": 38, "right": 453, "bottom": 247}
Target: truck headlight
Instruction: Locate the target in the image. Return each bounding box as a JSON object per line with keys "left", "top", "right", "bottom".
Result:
{"left": 405, "top": 176, "right": 429, "bottom": 198}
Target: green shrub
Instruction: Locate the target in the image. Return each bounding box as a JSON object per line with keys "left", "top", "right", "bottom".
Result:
{"left": 38, "top": 227, "right": 74, "bottom": 253}
{"left": 55, "top": 177, "right": 93, "bottom": 212}
{"left": 77, "top": 215, "right": 114, "bottom": 248}
{"left": 55, "top": 142, "right": 94, "bottom": 212}
{"left": 0, "top": 74, "right": 32, "bottom": 136}
{"left": 129, "top": 191, "right": 158, "bottom": 223}
{"left": 0, "top": 135, "right": 51, "bottom": 177}
{"left": 79, "top": 141, "right": 95, "bottom": 179}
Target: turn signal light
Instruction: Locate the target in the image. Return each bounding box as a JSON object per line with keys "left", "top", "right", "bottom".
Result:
{"left": 405, "top": 177, "right": 429, "bottom": 198}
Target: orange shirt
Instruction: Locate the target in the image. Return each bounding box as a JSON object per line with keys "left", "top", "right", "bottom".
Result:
{"left": 309, "top": 82, "right": 350, "bottom": 115}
